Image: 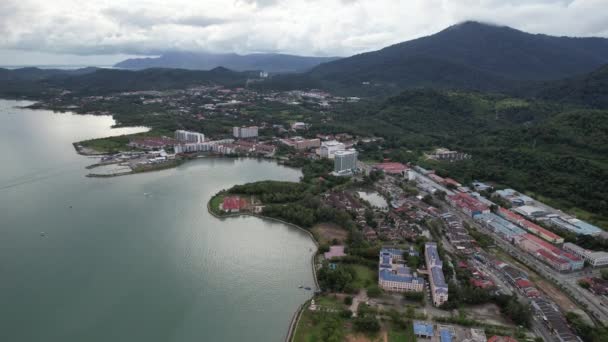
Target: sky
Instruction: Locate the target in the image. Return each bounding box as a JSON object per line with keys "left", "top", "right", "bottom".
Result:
{"left": 1, "top": 0, "right": 607, "bottom": 66}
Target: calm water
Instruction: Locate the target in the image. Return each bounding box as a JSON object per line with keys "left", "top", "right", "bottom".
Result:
{"left": 0, "top": 100, "right": 316, "bottom": 342}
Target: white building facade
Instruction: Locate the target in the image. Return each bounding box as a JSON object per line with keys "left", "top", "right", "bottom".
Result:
{"left": 318, "top": 140, "right": 345, "bottom": 159}
{"left": 175, "top": 130, "right": 205, "bottom": 143}
{"left": 233, "top": 126, "right": 259, "bottom": 139}
{"left": 333, "top": 149, "right": 358, "bottom": 175}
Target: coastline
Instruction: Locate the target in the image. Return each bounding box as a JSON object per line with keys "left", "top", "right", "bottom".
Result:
{"left": 207, "top": 198, "right": 320, "bottom": 342}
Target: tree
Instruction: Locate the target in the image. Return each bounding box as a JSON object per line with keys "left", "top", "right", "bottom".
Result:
{"left": 366, "top": 285, "right": 382, "bottom": 298}
{"left": 353, "top": 315, "right": 380, "bottom": 333}
{"left": 344, "top": 296, "right": 353, "bottom": 305}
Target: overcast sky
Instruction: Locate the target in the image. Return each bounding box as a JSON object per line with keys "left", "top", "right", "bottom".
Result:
{"left": 1, "top": 0, "right": 607, "bottom": 65}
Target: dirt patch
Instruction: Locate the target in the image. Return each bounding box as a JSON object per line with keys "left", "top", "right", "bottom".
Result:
{"left": 466, "top": 303, "right": 516, "bottom": 327}
{"left": 312, "top": 223, "right": 348, "bottom": 245}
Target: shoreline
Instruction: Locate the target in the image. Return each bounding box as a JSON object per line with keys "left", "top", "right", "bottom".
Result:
{"left": 207, "top": 198, "right": 320, "bottom": 342}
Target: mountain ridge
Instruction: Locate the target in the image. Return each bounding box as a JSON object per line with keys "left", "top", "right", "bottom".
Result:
{"left": 114, "top": 51, "right": 340, "bottom": 73}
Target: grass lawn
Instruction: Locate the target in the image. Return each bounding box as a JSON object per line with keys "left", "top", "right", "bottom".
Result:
{"left": 388, "top": 325, "right": 416, "bottom": 342}
{"left": 351, "top": 264, "right": 377, "bottom": 289}
{"left": 293, "top": 310, "right": 345, "bottom": 342}
{"left": 315, "top": 295, "right": 346, "bottom": 310}
{"left": 209, "top": 193, "right": 225, "bottom": 215}
{"left": 78, "top": 129, "right": 172, "bottom": 153}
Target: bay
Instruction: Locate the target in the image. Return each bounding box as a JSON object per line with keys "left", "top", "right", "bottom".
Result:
{"left": 0, "top": 100, "right": 316, "bottom": 342}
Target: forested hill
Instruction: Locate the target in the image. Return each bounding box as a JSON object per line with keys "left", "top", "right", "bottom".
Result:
{"left": 281, "top": 21, "right": 608, "bottom": 95}
{"left": 114, "top": 51, "right": 340, "bottom": 73}
{"left": 0, "top": 67, "right": 255, "bottom": 97}
{"left": 537, "top": 64, "right": 608, "bottom": 109}
{"left": 329, "top": 90, "right": 608, "bottom": 226}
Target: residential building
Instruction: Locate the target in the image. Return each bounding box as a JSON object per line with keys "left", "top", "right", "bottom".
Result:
{"left": 317, "top": 140, "right": 345, "bottom": 159}
{"left": 425, "top": 243, "right": 448, "bottom": 306}
{"left": 333, "top": 149, "right": 358, "bottom": 175}
{"left": 563, "top": 243, "right": 608, "bottom": 267}
{"left": 128, "top": 136, "right": 176, "bottom": 150}
{"left": 232, "top": 126, "right": 259, "bottom": 138}
{"left": 175, "top": 130, "right": 205, "bottom": 143}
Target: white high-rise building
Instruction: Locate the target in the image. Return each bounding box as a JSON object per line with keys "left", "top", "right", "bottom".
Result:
{"left": 318, "top": 140, "right": 345, "bottom": 159}
{"left": 233, "top": 126, "right": 259, "bottom": 139}
{"left": 333, "top": 149, "right": 358, "bottom": 175}
{"left": 175, "top": 130, "right": 205, "bottom": 143}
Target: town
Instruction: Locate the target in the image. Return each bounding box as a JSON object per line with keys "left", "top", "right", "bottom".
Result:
{"left": 61, "top": 83, "right": 608, "bottom": 341}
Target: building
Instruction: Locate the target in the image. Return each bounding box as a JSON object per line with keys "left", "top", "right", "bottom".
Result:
{"left": 128, "top": 136, "right": 176, "bottom": 150}
{"left": 378, "top": 249, "right": 424, "bottom": 292}
{"left": 333, "top": 149, "right": 358, "bottom": 176}
{"left": 447, "top": 192, "right": 490, "bottom": 217}
{"left": 317, "top": 140, "right": 345, "bottom": 159}
{"left": 494, "top": 188, "right": 534, "bottom": 207}
{"left": 373, "top": 162, "right": 408, "bottom": 176}
{"left": 279, "top": 137, "right": 321, "bottom": 151}
{"left": 175, "top": 130, "right": 205, "bottom": 143}
{"left": 497, "top": 207, "right": 563, "bottom": 244}
{"left": 291, "top": 122, "right": 307, "bottom": 130}
{"left": 425, "top": 243, "right": 448, "bottom": 306}
{"left": 428, "top": 148, "right": 470, "bottom": 162}
{"left": 563, "top": 243, "right": 608, "bottom": 267}
{"left": 548, "top": 216, "right": 603, "bottom": 236}
{"left": 232, "top": 126, "right": 259, "bottom": 139}
{"left": 221, "top": 196, "right": 242, "bottom": 213}
{"left": 513, "top": 205, "right": 548, "bottom": 219}
{"left": 515, "top": 234, "right": 584, "bottom": 272}
{"left": 413, "top": 321, "right": 434, "bottom": 339}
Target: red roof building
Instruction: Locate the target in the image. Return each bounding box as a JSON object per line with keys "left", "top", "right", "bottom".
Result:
{"left": 222, "top": 196, "right": 242, "bottom": 212}
{"left": 515, "top": 279, "right": 533, "bottom": 289}
{"left": 498, "top": 207, "right": 563, "bottom": 243}
{"left": 447, "top": 192, "right": 490, "bottom": 216}
{"left": 373, "top": 162, "right": 408, "bottom": 175}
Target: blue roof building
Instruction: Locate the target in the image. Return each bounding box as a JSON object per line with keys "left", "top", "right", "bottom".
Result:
{"left": 413, "top": 321, "right": 434, "bottom": 338}
{"left": 440, "top": 329, "right": 453, "bottom": 342}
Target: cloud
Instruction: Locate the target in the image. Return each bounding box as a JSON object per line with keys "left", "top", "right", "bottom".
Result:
{"left": 0, "top": 0, "right": 607, "bottom": 59}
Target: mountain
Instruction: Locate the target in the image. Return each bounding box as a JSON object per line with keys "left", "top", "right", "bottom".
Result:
{"left": 303, "top": 21, "right": 608, "bottom": 93}
{"left": 114, "top": 52, "right": 340, "bottom": 73}
{"left": 538, "top": 64, "right": 608, "bottom": 108}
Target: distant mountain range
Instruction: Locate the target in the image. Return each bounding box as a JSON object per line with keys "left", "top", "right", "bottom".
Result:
{"left": 114, "top": 52, "right": 340, "bottom": 73}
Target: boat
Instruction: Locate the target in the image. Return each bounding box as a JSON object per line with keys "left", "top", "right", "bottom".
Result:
{"left": 40, "top": 232, "right": 46, "bottom": 237}
{"left": 304, "top": 287, "right": 312, "bottom": 291}
{"left": 298, "top": 285, "right": 303, "bottom": 288}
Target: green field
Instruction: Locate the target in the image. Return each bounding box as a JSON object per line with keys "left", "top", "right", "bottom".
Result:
{"left": 293, "top": 310, "right": 345, "bottom": 342}
{"left": 351, "top": 264, "right": 377, "bottom": 289}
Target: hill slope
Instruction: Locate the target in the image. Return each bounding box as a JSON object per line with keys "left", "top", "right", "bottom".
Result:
{"left": 304, "top": 21, "right": 608, "bottom": 93}
{"left": 538, "top": 64, "right": 608, "bottom": 108}
{"left": 115, "top": 52, "right": 340, "bottom": 73}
